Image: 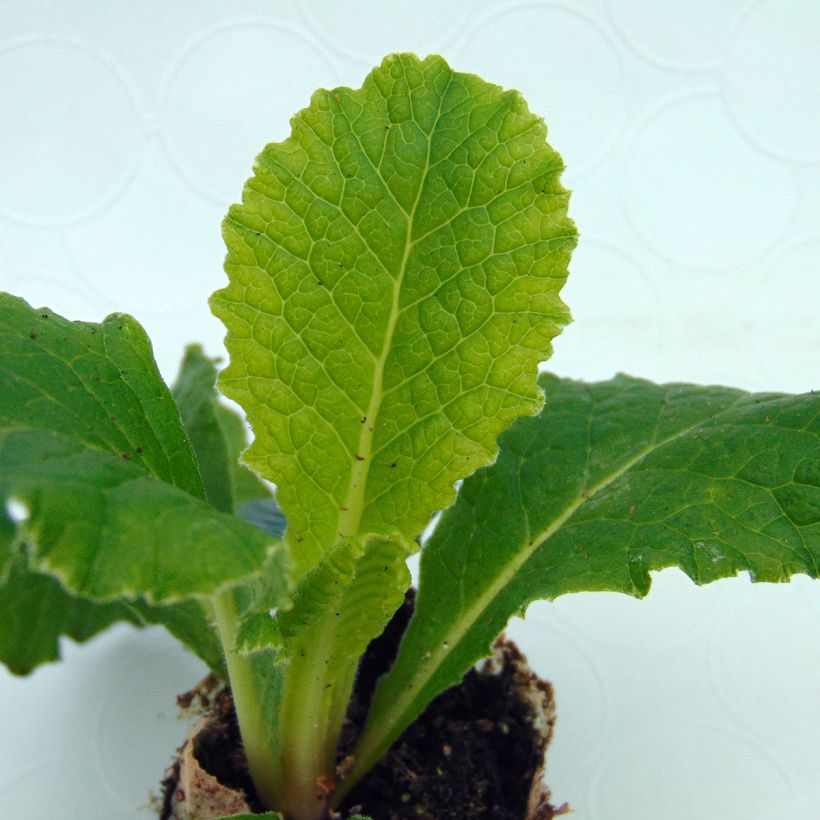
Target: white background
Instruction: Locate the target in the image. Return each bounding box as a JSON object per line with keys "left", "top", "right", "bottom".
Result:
{"left": 1, "top": 1, "right": 818, "bottom": 818}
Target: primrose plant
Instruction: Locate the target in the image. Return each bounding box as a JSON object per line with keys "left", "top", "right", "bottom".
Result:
{"left": 1, "top": 54, "right": 818, "bottom": 820}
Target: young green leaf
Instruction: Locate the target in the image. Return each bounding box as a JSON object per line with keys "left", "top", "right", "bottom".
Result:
{"left": 211, "top": 52, "right": 575, "bottom": 574}
{"left": 170, "top": 343, "right": 287, "bottom": 618}
{"left": 276, "top": 532, "right": 413, "bottom": 753}
{"left": 345, "top": 373, "right": 820, "bottom": 791}
{"left": 211, "top": 53, "right": 575, "bottom": 816}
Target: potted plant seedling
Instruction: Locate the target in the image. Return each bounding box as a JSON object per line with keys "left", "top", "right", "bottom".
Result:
{"left": 1, "top": 54, "right": 817, "bottom": 820}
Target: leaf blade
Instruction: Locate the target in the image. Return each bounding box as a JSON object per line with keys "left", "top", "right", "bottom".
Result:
{"left": 351, "top": 374, "right": 820, "bottom": 786}
{"left": 0, "top": 427, "right": 285, "bottom": 603}
{"left": 172, "top": 344, "right": 273, "bottom": 513}
{"left": 0, "top": 293, "right": 203, "bottom": 497}
{"left": 0, "top": 549, "right": 142, "bottom": 675}
{"left": 0, "top": 297, "right": 289, "bottom": 675}
{"left": 211, "top": 53, "right": 575, "bottom": 572}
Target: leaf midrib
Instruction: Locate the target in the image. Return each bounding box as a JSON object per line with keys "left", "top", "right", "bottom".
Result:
{"left": 336, "top": 64, "right": 454, "bottom": 541}
{"left": 372, "top": 399, "right": 750, "bottom": 746}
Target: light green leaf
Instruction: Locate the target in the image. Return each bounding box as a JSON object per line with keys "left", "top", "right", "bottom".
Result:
{"left": 212, "top": 54, "right": 574, "bottom": 814}
{"left": 0, "top": 296, "right": 287, "bottom": 608}
{"left": 211, "top": 52, "right": 575, "bottom": 575}
{"left": 349, "top": 373, "right": 820, "bottom": 787}
{"left": 278, "top": 532, "right": 412, "bottom": 665}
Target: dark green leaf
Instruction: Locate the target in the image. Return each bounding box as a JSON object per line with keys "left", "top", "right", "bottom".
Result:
{"left": 131, "top": 597, "right": 225, "bottom": 676}
{"left": 353, "top": 373, "right": 820, "bottom": 784}
{"left": 0, "top": 549, "right": 141, "bottom": 675}
{"left": 0, "top": 293, "right": 203, "bottom": 496}
{"left": 0, "top": 428, "right": 282, "bottom": 602}
{"left": 172, "top": 344, "right": 236, "bottom": 512}
{"left": 0, "top": 296, "right": 288, "bottom": 674}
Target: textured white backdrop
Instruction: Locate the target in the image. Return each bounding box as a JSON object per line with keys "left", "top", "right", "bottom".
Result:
{"left": 0, "top": 1, "right": 818, "bottom": 818}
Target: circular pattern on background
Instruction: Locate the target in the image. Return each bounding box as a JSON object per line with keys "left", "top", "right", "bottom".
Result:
{"left": 160, "top": 22, "right": 335, "bottom": 205}
{"left": 94, "top": 645, "right": 206, "bottom": 810}
{"left": 0, "top": 762, "right": 106, "bottom": 817}
{"left": 0, "top": 38, "right": 141, "bottom": 226}
{"left": 553, "top": 239, "right": 662, "bottom": 380}
{"left": 453, "top": 2, "right": 625, "bottom": 177}
{"left": 550, "top": 568, "right": 731, "bottom": 651}
{"left": 66, "top": 145, "right": 226, "bottom": 315}
{"left": 589, "top": 721, "right": 792, "bottom": 819}
{"left": 606, "top": 0, "right": 743, "bottom": 72}
{"left": 1, "top": 272, "right": 107, "bottom": 322}
{"left": 508, "top": 606, "right": 609, "bottom": 758}
{"left": 298, "top": 0, "right": 476, "bottom": 63}
{"left": 709, "top": 584, "right": 820, "bottom": 747}
{"left": 748, "top": 242, "right": 820, "bottom": 391}
{"left": 622, "top": 92, "right": 794, "bottom": 269}
{"left": 723, "top": 0, "right": 820, "bottom": 162}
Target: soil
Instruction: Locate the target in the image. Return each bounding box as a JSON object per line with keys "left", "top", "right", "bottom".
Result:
{"left": 160, "top": 591, "right": 566, "bottom": 819}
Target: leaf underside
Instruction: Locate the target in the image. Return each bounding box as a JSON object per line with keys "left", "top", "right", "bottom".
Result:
{"left": 356, "top": 373, "right": 820, "bottom": 779}
{"left": 0, "top": 296, "right": 288, "bottom": 673}
{"left": 212, "top": 52, "right": 576, "bottom": 576}
{"left": 0, "top": 548, "right": 141, "bottom": 675}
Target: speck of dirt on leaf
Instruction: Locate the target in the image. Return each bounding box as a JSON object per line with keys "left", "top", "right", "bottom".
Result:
{"left": 29, "top": 331, "right": 37, "bottom": 340}
{"left": 122, "top": 453, "right": 131, "bottom": 460}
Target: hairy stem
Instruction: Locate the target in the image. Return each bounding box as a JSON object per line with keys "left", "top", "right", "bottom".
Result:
{"left": 212, "top": 591, "right": 282, "bottom": 811}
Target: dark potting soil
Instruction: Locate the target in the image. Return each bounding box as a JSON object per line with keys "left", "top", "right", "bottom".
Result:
{"left": 160, "top": 591, "right": 564, "bottom": 819}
